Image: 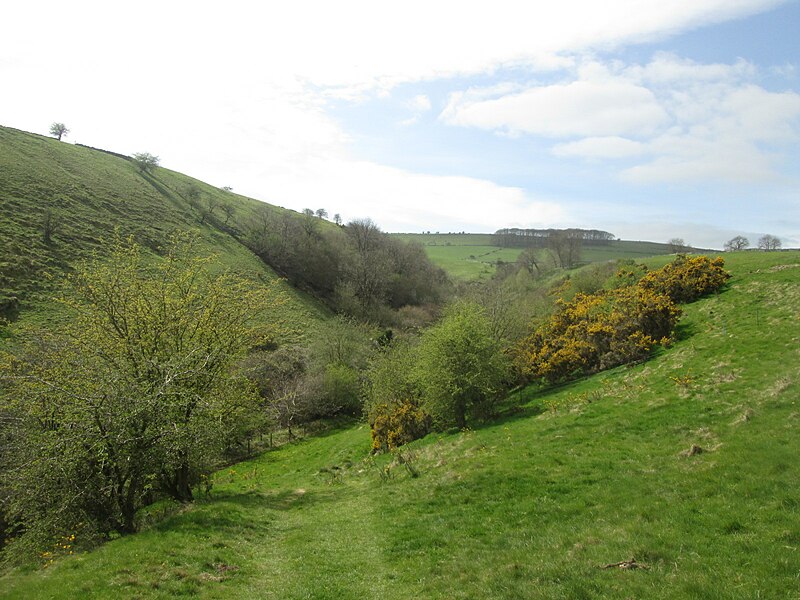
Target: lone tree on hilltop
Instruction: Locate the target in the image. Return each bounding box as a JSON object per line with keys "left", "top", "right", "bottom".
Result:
{"left": 132, "top": 151, "right": 160, "bottom": 173}
{"left": 49, "top": 122, "right": 69, "bottom": 141}
{"left": 724, "top": 235, "right": 749, "bottom": 251}
{"left": 667, "top": 238, "right": 686, "bottom": 253}
{"left": 758, "top": 234, "right": 782, "bottom": 251}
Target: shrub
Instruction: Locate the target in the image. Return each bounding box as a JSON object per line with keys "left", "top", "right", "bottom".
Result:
{"left": 415, "top": 302, "right": 512, "bottom": 429}
{"left": 370, "top": 400, "right": 432, "bottom": 453}
{"left": 0, "top": 235, "right": 277, "bottom": 559}
{"left": 638, "top": 254, "right": 730, "bottom": 303}
{"left": 518, "top": 286, "right": 681, "bottom": 383}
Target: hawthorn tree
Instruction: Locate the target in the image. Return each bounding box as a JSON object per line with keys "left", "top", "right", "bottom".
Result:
{"left": 0, "top": 235, "right": 281, "bottom": 557}
{"left": 49, "top": 122, "right": 69, "bottom": 141}
{"left": 132, "top": 151, "right": 160, "bottom": 173}
{"left": 415, "top": 302, "right": 511, "bottom": 429}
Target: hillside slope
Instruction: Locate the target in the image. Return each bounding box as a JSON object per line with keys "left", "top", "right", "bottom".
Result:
{"left": 0, "top": 125, "right": 324, "bottom": 337}
{"left": 2, "top": 250, "right": 798, "bottom": 599}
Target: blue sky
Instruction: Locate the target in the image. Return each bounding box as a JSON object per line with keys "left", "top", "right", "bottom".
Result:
{"left": 2, "top": 1, "right": 799, "bottom": 248}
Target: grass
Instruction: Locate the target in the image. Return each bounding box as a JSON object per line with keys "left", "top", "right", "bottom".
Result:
{"left": 2, "top": 250, "right": 799, "bottom": 598}
{"left": 0, "top": 125, "right": 326, "bottom": 343}
{"left": 391, "top": 233, "right": 692, "bottom": 280}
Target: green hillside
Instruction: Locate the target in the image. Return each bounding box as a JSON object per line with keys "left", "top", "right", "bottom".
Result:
{"left": 391, "top": 233, "right": 695, "bottom": 280}
{"left": 2, "top": 250, "right": 798, "bottom": 599}
{"left": 0, "top": 125, "right": 324, "bottom": 339}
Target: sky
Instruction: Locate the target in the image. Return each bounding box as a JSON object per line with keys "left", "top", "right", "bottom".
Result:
{"left": 2, "top": 1, "right": 799, "bottom": 248}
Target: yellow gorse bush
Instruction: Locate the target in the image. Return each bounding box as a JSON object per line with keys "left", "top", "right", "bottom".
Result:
{"left": 518, "top": 255, "right": 730, "bottom": 384}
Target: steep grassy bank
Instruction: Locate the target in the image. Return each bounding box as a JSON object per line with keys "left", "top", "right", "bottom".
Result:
{"left": 0, "top": 125, "right": 324, "bottom": 339}
{"left": 2, "top": 250, "right": 797, "bottom": 598}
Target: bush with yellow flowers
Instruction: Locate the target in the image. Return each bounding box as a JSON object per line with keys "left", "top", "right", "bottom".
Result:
{"left": 637, "top": 254, "right": 730, "bottom": 303}
{"left": 370, "top": 400, "right": 432, "bottom": 453}
{"left": 518, "top": 286, "right": 681, "bottom": 383}
{"left": 517, "top": 255, "right": 729, "bottom": 384}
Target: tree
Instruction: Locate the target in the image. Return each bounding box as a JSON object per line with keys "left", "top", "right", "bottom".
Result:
{"left": 547, "top": 231, "right": 582, "bottom": 268}
{"left": 315, "top": 208, "right": 328, "bottom": 220}
{"left": 49, "top": 122, "right": 69, "bottom": 141}
{"left": 415, "top": 302, "right": 511, "bottom": 429}
{"left": 724, "top": 235, "right": 749, "bottom": 251}
{"left": 758, "top": 234, "right": 781, "bottom": 251}
{"left": 1, "top": 235, "right": 279, "bottom": 556}
{"left": 667, "top": 238, "right": 686, "bottom": 253}
{"left": 334, "top": 213, "right": 342, "bottom": 226}
{"left": 131, "top": 152, "right": 160, "bottom": 173}
{"left": 221, "top": 203, "right": 236, "bottom": 225}
{"left": 41, "top": 209, "right": 62, "bottom": 245}
{"left": 184, "top": 183, "right": 202, "bottom": 210}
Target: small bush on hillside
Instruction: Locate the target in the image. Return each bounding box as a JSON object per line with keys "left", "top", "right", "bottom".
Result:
{"left": 370, "top": 399, "right": 432, "bottom": 453}
{"left": 638, "top": 255, "right": 730, "bottom": 303}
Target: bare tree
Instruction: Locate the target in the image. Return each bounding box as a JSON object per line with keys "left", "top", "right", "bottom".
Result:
{"left": 548, "top": 231, "right": 582, "bottom": 268}
{"left": 758, "top": 234, "right": 782, "bottom": 251}
{"left": 333, "top": 213, "right": 342, "bottom": 226}
{"left": 315, "top": 208, "right": 328, "bottom": 220}
{"left": 200, "top": 197, "right": 219, "bottom": 224}
{"left": 41, "top": 209, "right": 62, "bottom": 244}
{"left": 221, "top": 203, "right": 236, "bottom": 225}
{"left": 724, "top": 235, "right": 749, "bottom": 251}
{"left": 49, "top": 122, "right": 69, "bottom": 141}
{"left": 667, "top": 238, "right": 686, "bottom": 253}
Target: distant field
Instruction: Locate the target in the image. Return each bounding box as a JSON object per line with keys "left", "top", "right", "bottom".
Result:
{"left": 392, "top": 233, "right": 681, "bottom": 280}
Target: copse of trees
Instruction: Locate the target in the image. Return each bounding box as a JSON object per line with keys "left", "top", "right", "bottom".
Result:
{"left": 0, "top": 235, "right": 281, "bottom": 560}
{"left": 246, "top": 210, "right": 449, "bottom": 320}
{"left": 758, "top": 234, "right": 782, "bottom": 251}
{"left": 492, "top": 228, "right": 615, "bottom": 248}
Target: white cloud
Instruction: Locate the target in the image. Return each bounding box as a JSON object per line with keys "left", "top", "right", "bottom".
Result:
{"left": 0, "top": 0, "right": 794, "bottom": 238}
{"left": 442, "top": 80, "right": 669, "bottom": 137}
{"left": 552, "top": 136, "right": 647, "bottom": 159}
{"left": 444, "top": 53, "right": 800, "bottom": 184}
{"left": 408, "top": 95, "right": 432, "bottom": 112}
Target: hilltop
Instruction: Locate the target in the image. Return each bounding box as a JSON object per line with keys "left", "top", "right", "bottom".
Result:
{"left": 1, "top": 250, "right": 798, "bottom": 598}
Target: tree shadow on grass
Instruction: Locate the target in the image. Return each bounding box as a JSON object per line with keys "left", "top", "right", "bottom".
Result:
{"left": 674, "top": 320, "right": 699, "bottom": 342}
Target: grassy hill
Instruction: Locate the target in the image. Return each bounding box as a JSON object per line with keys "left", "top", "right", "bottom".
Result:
{"left": 2, "top": 250, "right": 798, "bottom": 598}
{"left": 391, "top": 233, "right": 700, "bottom": 280}
{"left": 0, "top": 125, "right": 325, "bottom": 340}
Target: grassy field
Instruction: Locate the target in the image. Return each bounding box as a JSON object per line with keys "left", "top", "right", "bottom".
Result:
{"left": 0, "top": 125, "right": 326, "bottom": 342}
{"left": 3, "top": 250, "right": 798, "bottom": 598}
{"left": 391, "top": 233, "right": 686, "bottom": 280}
